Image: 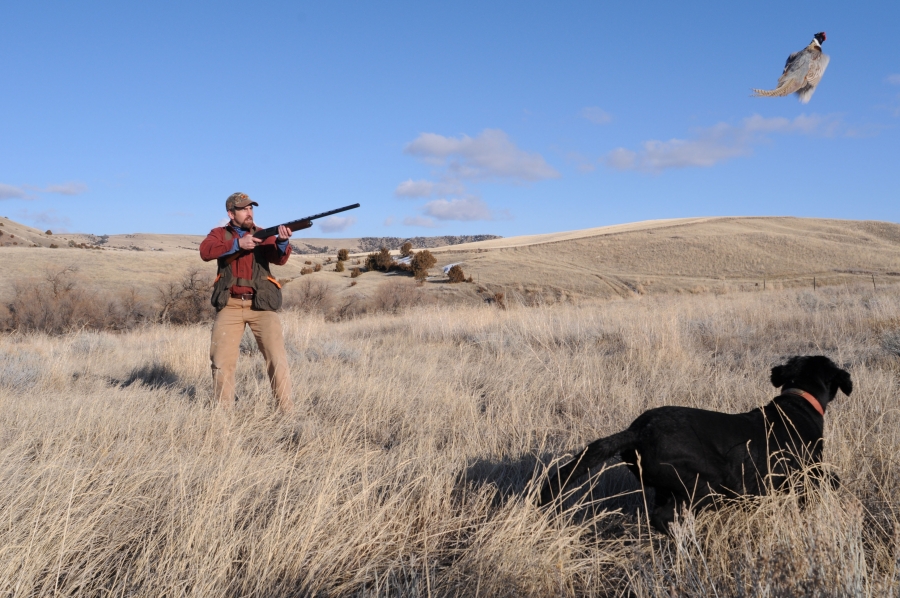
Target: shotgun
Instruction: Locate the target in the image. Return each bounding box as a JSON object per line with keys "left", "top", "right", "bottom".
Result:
{"left": 252, "top": 202, "right": 361, "bottom": 239}
{"left": 223, "top": 202, "right": 360, "bottom": 264}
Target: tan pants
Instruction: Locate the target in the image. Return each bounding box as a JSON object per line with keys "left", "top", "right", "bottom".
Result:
{"left": 210, "top": 297, "right": 293, "bottom": 413}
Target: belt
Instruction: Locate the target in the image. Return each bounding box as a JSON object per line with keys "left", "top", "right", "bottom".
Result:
{"left": 231, "top": 292, "right": 255, "bottom": 300}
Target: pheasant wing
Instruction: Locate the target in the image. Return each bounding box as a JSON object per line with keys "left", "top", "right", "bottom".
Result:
{"left": 805, "top": 52, "right": 829, "bottom": 88}
{"left": 796, "top": 53, "right": 829, "bottom": 103}
{"left": 773, "top": 49, "right": 813, "bottom": 94}
{"left": 752, "top": 48, "right": 811, "bottom": 97}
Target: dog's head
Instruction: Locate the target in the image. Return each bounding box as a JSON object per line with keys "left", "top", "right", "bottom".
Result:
{"left": 771, "top": 355, "right": 852, "bottom": 411}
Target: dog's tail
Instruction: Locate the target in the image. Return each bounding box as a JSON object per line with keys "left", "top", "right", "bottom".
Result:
{"left": 537, "top": 429, "right": 638, "bottom": 506}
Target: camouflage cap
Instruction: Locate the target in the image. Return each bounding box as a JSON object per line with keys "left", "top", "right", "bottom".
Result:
{"left": 225, "top": 192, "right": 259, "bottom": 211}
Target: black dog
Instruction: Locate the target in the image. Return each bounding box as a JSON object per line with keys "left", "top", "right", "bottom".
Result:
{"left": 537, "top": 355, "right": 852, "bottom": 532}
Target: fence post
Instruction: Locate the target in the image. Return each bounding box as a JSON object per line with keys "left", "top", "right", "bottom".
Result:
{"left": 813, "top": 277, "right": 816, "bottom": 291}
{"left": 873, "top": 274, "right": 876, "bottom": 291}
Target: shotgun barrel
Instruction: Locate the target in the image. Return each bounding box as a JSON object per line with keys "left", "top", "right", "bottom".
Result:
{"left": 252, "top": 203, "right": 361, "bottom": 239}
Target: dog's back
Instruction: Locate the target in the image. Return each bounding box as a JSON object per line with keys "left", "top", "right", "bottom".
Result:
{"left": 619, "top": 399, "right": 827, "bottom": 499}
{"left": 538, "top": 355, "right": 852, "bottom": 532}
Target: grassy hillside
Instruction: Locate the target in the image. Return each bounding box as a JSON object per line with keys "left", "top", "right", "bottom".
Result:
{"left": 2, "top": 216, "right": 899, "bottom": 307}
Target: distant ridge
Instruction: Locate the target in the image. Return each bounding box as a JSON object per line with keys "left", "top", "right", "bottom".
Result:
{"left": 357, "top": 235, "right": 502, "bottom": 252}
{"left": 292, "top": 235, "right": 502, "bottom": 255}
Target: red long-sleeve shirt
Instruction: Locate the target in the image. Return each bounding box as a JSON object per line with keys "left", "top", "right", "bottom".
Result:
{"left": 200, "top": 225, "right": 291, "bottom": 295}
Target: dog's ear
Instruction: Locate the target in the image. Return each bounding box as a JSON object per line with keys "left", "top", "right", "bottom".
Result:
{"left": 836, "top": 369, "right": 852, "bottom": 396}
{"left": 770, "top": 365, "right": 787, "bottom": 388}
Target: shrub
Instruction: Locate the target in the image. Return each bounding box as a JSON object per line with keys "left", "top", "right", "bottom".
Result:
{"left": 304, "top": 260, "right": 312, "bottom": 265}
{"left": 493, "top": 292, "right": 506, "bottom": 309}
{"left": 314, "top": 263, "right": 322, "bottom": 272}
{"left": 366, "top": 247, "right": 395, "bottom": 272}
{"left": 3, "top": 266, "right": 156, "bottom": 333}
{"left": 400, "top": 241, "right": 413, "bottom": 257}
{"left": 337, "top": 248, "right": 349, "bottom": 262}
{"left": 370, "top": 279, "right": 432, "bottom": 314}
{"left": 283, "top": 277, "right": 333, "bottom": 314}
{"left": 328, "top": 295, "right": 366, "bottom": 321}
{"left": 350, "top": 268, "right": 361, "bottom": 278}
{"left": 447, "top": 265, "right": 466, "bottom": 283}
{"left": 335, "top": 260, "right": 345, "bottom": 272}
{"left": 410, "top": 250, "right": 436, "bottom": 280}
{"left": 49, "top": 244, "right": 58, "bottom": 249}
{"left": 300, "top": 267, "right": 313, "bottom": 275}
{"left": 45, "top": 229, "right": 52, "bottom": 235}
{"left": 156, "top": 268, "right": 216, "bottom": 325}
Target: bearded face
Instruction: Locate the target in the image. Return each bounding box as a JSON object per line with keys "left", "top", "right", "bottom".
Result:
{"left": 228, "top": 205, "right": 255, "bottom": 229}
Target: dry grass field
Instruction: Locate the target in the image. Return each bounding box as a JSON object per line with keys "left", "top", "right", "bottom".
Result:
{"left": 3, "top": 280, "right": 900, "bottom": 596}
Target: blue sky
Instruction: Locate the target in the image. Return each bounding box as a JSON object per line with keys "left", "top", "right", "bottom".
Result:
{"left": 1, "top": 1, "right": 898, "bottom": 237}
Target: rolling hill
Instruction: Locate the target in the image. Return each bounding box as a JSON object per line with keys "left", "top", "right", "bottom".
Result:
{"left": 1, "top": 215, "right": 899, "bottom": 304}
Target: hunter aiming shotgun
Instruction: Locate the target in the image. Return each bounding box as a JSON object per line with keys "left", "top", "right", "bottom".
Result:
{"left": 223, "top": 202, "right": 360, "bottom": 264}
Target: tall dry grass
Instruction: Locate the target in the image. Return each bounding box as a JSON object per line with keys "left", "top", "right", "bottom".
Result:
{"left": 2, "top": 284, "right": 900, "bottom": 596}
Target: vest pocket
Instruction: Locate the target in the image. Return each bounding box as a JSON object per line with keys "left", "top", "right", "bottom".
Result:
{"left": 253, "top": 276, "right": 283, "bottom": 311}
{"left": 210, "top": 272, "right": 231, "bottom": 310}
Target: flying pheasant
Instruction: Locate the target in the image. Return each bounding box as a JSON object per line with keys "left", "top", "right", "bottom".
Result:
{"left": 753, "top": 32, "right": 829, "bottom": 103}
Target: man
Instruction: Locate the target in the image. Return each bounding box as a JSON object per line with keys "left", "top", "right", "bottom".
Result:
{"left": 200, "top": 192, "right": 294, "bottom": 413}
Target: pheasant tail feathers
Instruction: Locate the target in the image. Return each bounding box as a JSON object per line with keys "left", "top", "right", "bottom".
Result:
{"left": 751, "top": 87, "right": 791, "bottom": 98}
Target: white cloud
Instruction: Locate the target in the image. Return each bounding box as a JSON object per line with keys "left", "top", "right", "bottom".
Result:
{"left": 404, "top": 129, "right": 559, "bottom": 182}
{"left": 580, "top": 106, "right": 612, "bottom": 125}
{"left": 0, "top": 183, "right": 29, "bottom": 200}
{"left": 424, "top": 197, "right": 494, "bottom": 221}
{"left": 394, "top": 178, "right": 465, "bottom": 198}
{"left": 886, "top": 75, "right": 900, "bottom": 117}
{"left": 16, "top": 208, "right": 71, "bottom": 228}
{"left": 45, "top": 181, "right": 88, "bottom": 195}
{"left": 395, "top": 179, "right": 434, "bottom": 198}
{"left": 319, "top": 215, "right": 356, "bottom": 233}
{"left": 383, "top": 216, "right": 395, "bottom": 226}
{"left": 397, "top": 129, "right": 556, "bottom": 222}
{"left": 608, "top": 136, "right": 750, "bottom": 171}
{"left": 403, "top": 215, "right": 438, "bottom": 228}
{"left": 565, "top": 151, "right": 597, "bottom": 173}
{"left": 604, "top": 114, "right": 841, "bottom": 173}
{"left": 605, "top": 148, "right": 638, "bottom": 170}
{"left": 741, "top": 113, "right": 834, "bottom": 135}
{"left": 1, "top": 180, "right": 88, "bottom": 199}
